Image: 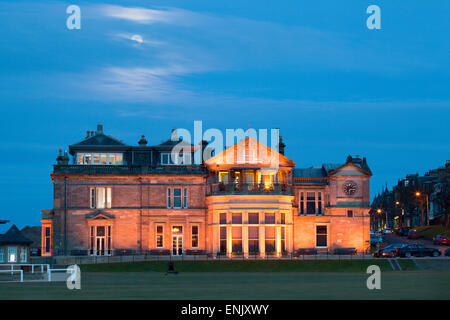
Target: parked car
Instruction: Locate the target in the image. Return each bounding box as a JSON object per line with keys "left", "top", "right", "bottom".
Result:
{"left": 370, "top": 234, "right": 384, "bottom": 245}
{"left": 407, "top": 230, "right": 422, "bottom": 239}
{"left": 433, "top": 234, "right": 450, "bottom": 245}
{"left": 373, "top": 243, "right": 407, "bottom": 258}
{"left": 396, "top": 244, "right": 441, "bottom": 257}
{"left": 445, "top": 247, "right": 450, "bottom": 257}
{"left": 397, "top": 227, "right": 410, "bottom": 236}
{"left": 382, "top": 228, "right": 393, "bottom": 235}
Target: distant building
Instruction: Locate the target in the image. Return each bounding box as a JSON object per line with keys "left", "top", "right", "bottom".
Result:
{"left": 41, "top": 124, "right": 372, "bottom": 257}
{"left": 0, "top": 225, "right": 33, "bottom": 264}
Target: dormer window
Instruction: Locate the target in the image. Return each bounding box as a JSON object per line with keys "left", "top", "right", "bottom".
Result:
{"left": 76, "top": 153, "right": 123, "bottom": 165}
{"left": 161, "top": 152, "right": 191, "bottom": 165}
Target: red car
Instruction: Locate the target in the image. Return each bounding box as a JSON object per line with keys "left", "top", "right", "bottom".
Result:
{"left": 407, "top": 230, "right": 421, "bottom": 239}
{"left": 433, "top": 234, "right": 450, "bottom": 245}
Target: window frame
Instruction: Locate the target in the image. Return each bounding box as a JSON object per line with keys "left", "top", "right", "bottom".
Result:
{"left": 191, "top": 225, "right": 199, "bottom": 248}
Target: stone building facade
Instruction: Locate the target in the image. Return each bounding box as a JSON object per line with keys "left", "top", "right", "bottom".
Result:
{"left": 41, "top": 124, "right": 372, "bottom": 257}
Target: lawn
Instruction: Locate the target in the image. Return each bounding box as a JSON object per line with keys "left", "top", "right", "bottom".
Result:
{"left": 1, "top": 270, "right": 449, "bottom": 300}
{"left": 414, "top": 225, "right": 450, "bottom": 240}
{"left": 80, "top": 259, "right": 394, "bottom": 273}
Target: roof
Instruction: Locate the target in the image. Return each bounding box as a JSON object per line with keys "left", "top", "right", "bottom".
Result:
{"left": 20, "top": 226, "right": 41, "bottom": 248}
{"left": 0, "top": 224, "right": 33, "bottom": 244}
{"left": 293, "top": 167, "right": 326, "bottom": 178}
{"left": 72, "top": 133, "right": 127, "bottom": 147}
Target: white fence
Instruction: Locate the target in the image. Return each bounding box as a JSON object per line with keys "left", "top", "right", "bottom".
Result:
{"left": 0, "top": 270, "right": 23, "bottom": 282}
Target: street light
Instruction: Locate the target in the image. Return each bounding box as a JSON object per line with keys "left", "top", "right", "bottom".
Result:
{"left": 415, "top": 191, "right": 429, "bottom": 226}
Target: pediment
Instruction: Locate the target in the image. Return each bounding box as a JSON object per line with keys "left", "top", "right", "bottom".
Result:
{"left": 205, "top": 137, "right": 295, "bottom": 168}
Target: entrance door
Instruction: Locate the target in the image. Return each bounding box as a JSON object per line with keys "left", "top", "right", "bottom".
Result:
{"left": 96, "top": 237, "right": 105, "bottom": 256}
{"left": 172, "top": 235, "right": 183, "bottom": 256}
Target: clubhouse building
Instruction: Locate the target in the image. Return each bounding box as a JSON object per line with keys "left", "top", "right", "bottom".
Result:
{"left": 41, "top": 124, "right": 372, "bottom": 257}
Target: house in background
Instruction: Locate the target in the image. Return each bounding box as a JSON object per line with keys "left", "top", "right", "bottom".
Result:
{"left": 0, "top": 224, "right": 33, "bottom": 264}
{"left": 20, "top": 226, "right": 42, "bottom": 256}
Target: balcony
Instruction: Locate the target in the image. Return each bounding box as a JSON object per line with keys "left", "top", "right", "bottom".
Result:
{"left": 206, "top": 182, "right": 292, "bottom": 196}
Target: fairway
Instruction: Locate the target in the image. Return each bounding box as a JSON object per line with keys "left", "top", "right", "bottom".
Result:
{"left": 1, "top": 270, "right": 449, "bottom": 300}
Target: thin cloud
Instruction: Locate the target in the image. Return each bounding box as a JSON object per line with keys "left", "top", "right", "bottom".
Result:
{"left": 99, "top": 4, "right": 198, "bottom": 26}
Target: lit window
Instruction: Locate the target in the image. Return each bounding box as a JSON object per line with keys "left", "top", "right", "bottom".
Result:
{"left": 156, "top": 226, "right": 164, "bottom": 248}
{"left": 90, "top": 187, "right": 112, "bottom": 209}
{"left": 8, "top": 246, "right": 17, "bottom": 262}
{"left": 248, "top": 226, "right": 259, "bottom": 253}
{"left": 232, "top": 227, "right": 242, "bottom": 253}
{"left": 76, "top": 153, "right": 123, "bottom": 165}
{"left": 265, "top": 227, "right": 275, "bottom": 253}
{"left": 220, "top": 227, "right": 227, "bottom": 253}
{"left": 192, "top": 226, "right": 199, "bottom": 248}
{"left": 316, "top": 226, "right": 327, "bottom": 247}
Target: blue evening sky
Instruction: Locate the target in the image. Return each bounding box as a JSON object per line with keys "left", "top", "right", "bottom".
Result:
{"left": 0, "top": 0, "right": 449, "bottom": 229}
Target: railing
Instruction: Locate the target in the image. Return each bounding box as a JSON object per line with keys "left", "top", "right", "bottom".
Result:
{"left": 53, "top": 164, "right": 208, "bottom": 175}
{"left": 0, "top": 263, "right": 49, "bottom": 274}
{"left": 0, "top": 270, "right": 23, "bottom": 282}
{"left": 207, "top": 183, "right": 293, "bottom": 196}
{"left": 293, "top": 177, "right": 328, "bottom": 185}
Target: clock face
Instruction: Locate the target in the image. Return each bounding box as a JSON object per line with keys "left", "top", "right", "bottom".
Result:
{"left": 343, "top": 180, "right": 357, "bottom": 195}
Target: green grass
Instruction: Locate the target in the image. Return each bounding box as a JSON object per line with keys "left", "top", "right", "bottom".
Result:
{"left": 1, "top": 271, "right": 449, "bottom": 300}
{"left": 414, "top": 225, "right": 450, "bottom": 240}
{"left": 397, "top": 259, "right": 417, "bottom": 271}
{"left": 80, "top": 260, "right": 393, "bottom": 273}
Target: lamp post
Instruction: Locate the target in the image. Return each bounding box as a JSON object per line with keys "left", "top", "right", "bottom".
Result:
{"left": 395, "top": 201, "right": 402, "bottom": 227}
{"left": 415, "top": 192, "right": 429, "bottom": 226}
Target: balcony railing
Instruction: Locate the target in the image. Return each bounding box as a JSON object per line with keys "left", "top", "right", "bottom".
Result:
{"left": 53, "top": 164, "right": 208, "bottom": 175}
{"left": 207, "top": 183, "right": 293, "bottom": 196}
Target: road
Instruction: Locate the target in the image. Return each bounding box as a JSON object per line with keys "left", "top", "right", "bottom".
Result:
{"left": 383, "top": 233, "right": 449, "bottom": 255}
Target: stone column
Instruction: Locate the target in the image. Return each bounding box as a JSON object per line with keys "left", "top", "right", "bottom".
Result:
{"left": 226, "top": 211, "right": 232, "bottom": 257}
{"left": 276, "top": 211, "right": 281, "bottom": 257}
{"left": 243, "top": 211, "right": 249, "bottom": 258}
{"left": 259, "top": 211, "right": 265, "bottom": 258}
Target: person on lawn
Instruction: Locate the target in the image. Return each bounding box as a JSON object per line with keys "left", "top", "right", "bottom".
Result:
{"left": 165, "top": 261, "right": 178, "bottom": 275}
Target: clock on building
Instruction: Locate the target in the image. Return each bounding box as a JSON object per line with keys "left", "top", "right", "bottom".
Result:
{"left": 343, "top": 180, "right": 358, "bottom": 195}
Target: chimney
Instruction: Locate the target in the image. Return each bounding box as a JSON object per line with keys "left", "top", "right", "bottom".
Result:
{"left": 96, "top": 123, "right": 103, "bottom": 135}
{"left": 56, "top": 149, "right": 68, "bottom": 165}
{"left": 86, "top": 131, "right": 90, "bottom": 138}
{"left": 199, "top": 140, "right": 211, "bottom": 163}
{"left": 278, "top": 136, "right": 286, "bottom": 155}
{"left": 138, "top": 135, "right": 148, "bottom": 146}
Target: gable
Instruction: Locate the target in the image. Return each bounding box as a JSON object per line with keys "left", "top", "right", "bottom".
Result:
{"left": 205, "top": 137, "right": 295, "bottom": 168}
{"left": 328, "top": 163, "right": 371, "bottom": 177}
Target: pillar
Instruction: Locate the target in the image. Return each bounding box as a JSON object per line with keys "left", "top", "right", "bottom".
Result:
{"left": 243, "top": 211, "right": 249, "bottom": 258}
{"left": 259, "top": 211, "right": 265, "bottom": 258}
{"left": 276, "top": 211, "right": 281, "bottom": 257}
{"left": 226, "top": 211, "right": 232, "bottom": 257}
